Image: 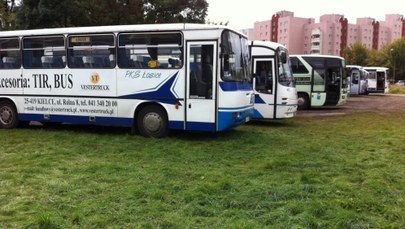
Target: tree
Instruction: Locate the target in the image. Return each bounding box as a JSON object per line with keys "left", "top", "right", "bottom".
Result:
{"left": 343, "top": 42, "right": 370, "bottom": 66}
{"left": 0, "top": 0, "right": 17, "bottom": 30}
{"left": 15, "top": 0, "right": 209, "bottom": 29}
{"left": 16, "top": 0, "right": 84, "bottom": 29}
{"left": 80, "top": 0, "right": 144, "bottom": 26}
{"left": 386, "top": 38, "right": 405, "bottom": 81}
{"left": 142, "top": 0, "right": 208, "bottom": 24}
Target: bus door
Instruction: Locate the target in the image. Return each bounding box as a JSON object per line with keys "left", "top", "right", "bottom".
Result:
{"left": 376, "top": 72, "right": 385, "bottom": 92}
{"left": 350, "top": 70, "right": 360, "bottom": 94}
{"left": 252, "top": 58, "right": 275, "bottom": 119}
{"left": 324, "top": 66, "right": 341, "bottom": 105}
{"left": 310, "top": 67, "right": 327, "bottom": 106}
{"left": 186, "top": 42, "right": 217, "bottom": 131}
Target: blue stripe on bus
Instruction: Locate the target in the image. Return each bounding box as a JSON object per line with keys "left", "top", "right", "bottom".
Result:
{"left": 217, "top": 107, "right": 253, "bottom": 131}
{"left": 219, "top": 81, "right": 253, "bottom": 91}
{"left": 119, "top": 72, "right": 182, "bottom": 105}
{"left": 254, "top": 94, "right": 266, "bottom": 104}
{"left": 19, "top": 114, "right": 133, "bottom": 126}
{"left": 186, "top": 122, "right": 216, "bottom": 132}
{"left": 253, "top": 109, "right": 264, "bottom": 119}
{"left": 18, "top": 110, "right": 253, "bottom": 133}
{"left": 169, "top": 121, "right": 184, "bottom": 130}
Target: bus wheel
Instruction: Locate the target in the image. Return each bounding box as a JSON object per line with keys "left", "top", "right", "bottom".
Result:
{"left": 0, "top": 101, "right": 19, "bottom": 129}
{"left": 137, "top": 105, "right": 168, "bottom": 138}
{"left": 297, "top": 93, "right": 310, "bottom": 110}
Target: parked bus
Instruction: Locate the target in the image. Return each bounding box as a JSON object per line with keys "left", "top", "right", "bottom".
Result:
{"left": 346, "top": 65, "right": 368, "bottom": 95}
{"left": 249, "top": 41, "right": 297, "bottom": 119}
{"left": 0, "top": 23, "right": 254, "bottom": 137}
{"left": 363, "top": 67, "right": 390, "bottom": 93}
{"left": 290, "top": 54, "right": 348, "bottom": 110}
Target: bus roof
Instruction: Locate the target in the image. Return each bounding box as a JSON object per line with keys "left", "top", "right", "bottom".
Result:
{"left": 0, "top": 23, "right": 240, "bottom": 37}
{"left": 363, "top": 66, "right": 389, "bottom": 71}
{"left": 250, "top": 40, "right": 287, "bottom": 50}
{"left": 290, "top": 54, "right": 345, "bottom": 60}
{"left": 346, "top": 65, "right": 363, "bottom": 69}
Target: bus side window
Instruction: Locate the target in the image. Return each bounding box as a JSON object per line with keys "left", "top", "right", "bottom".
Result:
{"left": 290, "top": 57, "right": 309, "bottom": 74}
{"left": 23, "top": 36, "right": 65, "bottom": 69}
{"left": 0, "top": 37, "right": 21, "bottom": 69}
{"left": 68, "top": 34, "right": 115, "bottom": 69}
{"left": 118, "top": 32, "right": 183, "bottom": 70}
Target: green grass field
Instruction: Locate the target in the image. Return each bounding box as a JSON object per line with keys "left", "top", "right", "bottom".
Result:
{"left": 390, "top": 85, "right": 405, "bottom": 94}
{"left": 1, "top": 112, "right": 404, "bottom": 228}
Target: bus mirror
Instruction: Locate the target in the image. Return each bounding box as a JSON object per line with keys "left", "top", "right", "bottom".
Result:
{"left": 280, "top": 52, "right": 287, "bottom": 64}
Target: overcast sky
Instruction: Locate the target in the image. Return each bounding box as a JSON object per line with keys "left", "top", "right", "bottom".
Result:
{"left": 206, "top": 0, "right": 405, "bottom": 30}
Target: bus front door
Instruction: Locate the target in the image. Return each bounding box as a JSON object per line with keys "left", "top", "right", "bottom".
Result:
{"left": 310, "top": 68, "right": 327, "bottom": 106}
{"left": 376, "top": 72, "right": 385, "bottom": 92}
{"left": 252, "top": 59, "right": 275, "bottom": 119}
{"left": 186, "top": 42, "right": 217, "bottom": 131}
{"left": 324, "top": 67, "right": 341, "bottom": 105}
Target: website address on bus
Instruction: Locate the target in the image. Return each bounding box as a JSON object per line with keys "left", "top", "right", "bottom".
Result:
{"left": 24, "top": 106, "right": 115, "bottom": 115}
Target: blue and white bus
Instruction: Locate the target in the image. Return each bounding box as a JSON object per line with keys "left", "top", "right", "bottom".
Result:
{"left": 250, "top": 41, "right": 297, "bottom": 119}
{"left": 0, "top": 23, "right": 254, "bottom": 137}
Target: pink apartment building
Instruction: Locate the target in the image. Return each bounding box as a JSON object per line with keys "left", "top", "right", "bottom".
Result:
{"left": 251, "top": 11, "right": 405, "bottom": 56}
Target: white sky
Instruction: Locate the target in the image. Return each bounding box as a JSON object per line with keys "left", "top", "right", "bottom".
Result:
{"left": 206, "top": 0, "right": 405, "bottom": 30}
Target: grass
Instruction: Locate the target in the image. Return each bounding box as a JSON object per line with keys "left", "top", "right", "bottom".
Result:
{"left": 1, "top": 112, "right": 404, "bottom": 228}
{"left": 390, "top": 85, "right": 405, "bottom": 94}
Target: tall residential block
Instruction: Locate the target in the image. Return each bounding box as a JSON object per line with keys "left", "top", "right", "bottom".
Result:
{"left": 252, "top": 11, "right": 405, "bottom": 56}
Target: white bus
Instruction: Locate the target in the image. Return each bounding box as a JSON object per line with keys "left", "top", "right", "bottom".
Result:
{"left": 250, "top": 41, "right": 297, "bottom": 119}
{"left": 346, "top": 65, "right": 368, "bottom": 95}
{"left": 0, "top": 23, "right": 254, "bottom": 137}
{"left": 363, "top": 67, "right": 390, "bottom": 93}
{"left": 290, "top": 54, "right": 348, "bottom": 110}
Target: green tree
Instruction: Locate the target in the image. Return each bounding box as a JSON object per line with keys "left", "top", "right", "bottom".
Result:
{"left": 386, "top": 38, "right": 405, "bottom": 81}
{"left": 0, "top": 0, "right": 17, "bottom": 30}
{"left": 143, "top": 0, "right": 208, "bottom": 24}
{"left": 366, "top": 49, "right": 386, "bottom": 67}
{"left": 15, "top": 0, "right": 209, "bottom": 29}
{"left": 80, "top": 0, "right": 144, "bottom": 26}
{"left": 343, "top": 42, "right": 370, "bottom": 66}
{"left": 16, "top": 0, "right": 84, "bottom": 29}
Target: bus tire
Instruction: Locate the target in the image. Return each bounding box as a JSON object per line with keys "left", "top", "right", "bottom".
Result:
{"left": 0, "top": 101, "right": 19, "bottom": 129}
{"left": 137, "top": 105, "right": 168, "bottom": 138}
{"left": 297, "top": 93, "right": 310, "bottom": 110}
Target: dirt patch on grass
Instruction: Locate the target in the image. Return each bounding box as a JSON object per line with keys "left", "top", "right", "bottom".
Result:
{"left": 296, "top": 94, "right": 405, "bottom": 117}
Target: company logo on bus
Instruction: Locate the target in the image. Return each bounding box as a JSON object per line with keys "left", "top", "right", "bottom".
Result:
{"left": 90, "top": 72, "right": 100, "bottom": 84}
{"left": 80, "top": 72, "right": 110, "bottom": 91}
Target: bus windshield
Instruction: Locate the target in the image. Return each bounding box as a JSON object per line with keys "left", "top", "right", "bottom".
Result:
{"left": 221, "top": 30, "right": 250, "bottom": 82}
{"left": 279, "top": 58, "right": 295, "bottom": 87}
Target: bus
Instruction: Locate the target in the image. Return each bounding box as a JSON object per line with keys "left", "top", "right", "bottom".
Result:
{"left": 290, "top": 54, "right": 348, "bottom": 110}
{"left": 346, "top": 65, "right": 368, "bottom": 95}
{"left": 363, "top": 67, "right": 390, "bottom": 93}
{"left": 0, "top": 23, "right": 254, "bottom": 137}
{"left": 250, "top": 41, "right": 297, "bottom": 119}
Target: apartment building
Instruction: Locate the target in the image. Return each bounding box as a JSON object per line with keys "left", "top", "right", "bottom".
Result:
{"left": 251, "top": 11, "right": 405, "bottom": 55}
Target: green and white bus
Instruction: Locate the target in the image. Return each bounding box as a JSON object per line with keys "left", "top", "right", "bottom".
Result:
{"left": 290, "top": 54, "right": 348, "bottom": 110}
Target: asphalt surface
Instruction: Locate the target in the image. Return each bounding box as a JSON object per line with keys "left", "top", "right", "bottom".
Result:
{"left": 296, "top": 93, "right": 405, "bottom": 117}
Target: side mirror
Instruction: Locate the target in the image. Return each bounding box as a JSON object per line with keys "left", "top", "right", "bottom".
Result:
{"left": 280, "top": 51, "right": 287, "bottom": 64}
